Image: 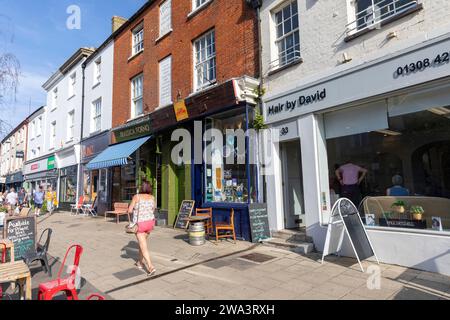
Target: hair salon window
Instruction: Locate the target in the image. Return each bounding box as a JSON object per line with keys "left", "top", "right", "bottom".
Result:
{"left": 204, "top": 107, "right": 258, "bottom": 204}
{"left": 324, "top": 101, "right": 450, "bottom": 232}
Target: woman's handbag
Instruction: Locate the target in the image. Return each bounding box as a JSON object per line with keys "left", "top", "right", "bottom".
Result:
{"left": 125, "top": 196, "right": 139, "bottom": 234}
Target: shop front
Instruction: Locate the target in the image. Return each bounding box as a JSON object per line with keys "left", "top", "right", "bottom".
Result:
{"left": 263, "top": 33, "right": 450, "bottom": 275}
{"left": 81, "top": 131, "right": 111, "bottom": 215}
{"left": 56, "top": 147, "right": 80, "bottom": 210}
{"left": 5, "top": 171, "right": 24, "bottom": 190}
{"left": 23, "top": 155, "right": 59, "bottom": 194}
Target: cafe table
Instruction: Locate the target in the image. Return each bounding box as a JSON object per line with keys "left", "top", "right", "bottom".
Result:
{"left": 0, "top": 261, "right": 32, "bottom": 300}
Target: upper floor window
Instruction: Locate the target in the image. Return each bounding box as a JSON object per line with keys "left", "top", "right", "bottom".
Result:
{"left": 52, "top": 87, "right": 58, "bottom": 109}
{"left": 160, "top": 0, "right": 172, "bottom": 37}
{"left": 274, "top": 0, "right": 300, "bottom": 69}
{"left": 37, "top": 116, "right": 42, "bottom": 136}
{"left": 132, "top": 24, "right": 144, "bottom": 55}
{"left": 131, "top": 74, "right": 144, "bottom": 118}
{"left": 67, "top": 110, "right": 75, "bottom": 141}
{"left": 69, "top": 72, "right": 76, "bottom": 97}
{"left": 94, "top": 58, "right": 102, "bottom": 85}
{"left": 351, "top": 0, "right": 419, "bottom": 33}
{"left": 159, "top": 56, "right": 172, "bottom": 107}
{"left": 92, "top": 98, "right": 102, "bottom": 133}
{"left": 50, "top": 121, "right": 56, "bottom": 149}
{"left": 31, "top": 121, "right": 35, "bottom": 139}
{"left": 193, "top": 0, "right": 210, "bottom": 10}
{"left": 194, "top": 30, "right": 216, "bottom": 91}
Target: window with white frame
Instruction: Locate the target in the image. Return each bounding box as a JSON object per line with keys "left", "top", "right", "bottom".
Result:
{"left": 92, "top": 98, "right": 102, "bottom": 133}
{"left": 36, "top": 147, "right": 40, "bottom": 157}
{"left": 159, "top": 56, "right": 172, "bottom": 107}
{"left": 52, "top": 87, "right": 58, "bottom": 109}
{"left": 131, "top": 74, "right": 144, "bottom": 118}
{"left": 32, "top": 149, "right": 36, "bottom": 158}
{"left": 132, "top": 24, "right": 144, "bottom": 55}
{"left": 351, "top": 0, "right": 418, "bottom": 33}
{"left": 194, "top": 30, "right": 216, "bottom": 91}
{"left": 274, "top": 0, "right": 300, "bottom": 68}
{"left": 94, "top": 58, "right": 102, "bottom": 85}
{"left": 193, "top": 0, "right": 210, "bottom": 10}
{"left": 50, "top": 121, "right": 56, "bottom": 149}
{"left": 37, "top": 116, "right": 42, "bottom": 136}
{"left": 160, "top": 0, "right": 172, "bottom": 37}
{"left": 31, "top": 121, "right": 35, "bottom": 139}
{"left": 67, "top": 110, "right": 75, "bottom": 141}
{"left": 69, "top": 72, "right": 76, "bottom": 97}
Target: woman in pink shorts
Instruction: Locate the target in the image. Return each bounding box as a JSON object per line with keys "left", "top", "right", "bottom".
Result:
{"left": 127, "top": 181, "right": 156, "bottom": 276}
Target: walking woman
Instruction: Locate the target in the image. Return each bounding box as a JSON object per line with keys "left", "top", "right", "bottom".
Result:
{"left": 45, "top": 186, "right": 57, "bottom": 215}
{"left": 127, "top": 181, "right": 156, "bottom": 276}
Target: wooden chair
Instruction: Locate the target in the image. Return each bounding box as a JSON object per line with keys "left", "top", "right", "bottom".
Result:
{"left": 195, "top": 208, "right": 213, "bottom": 236}
{"left": 215, "top": 209, "right": 236, "bottom": 244}
{"left": 104, "top": 203, "right": 130, "bottom": 224}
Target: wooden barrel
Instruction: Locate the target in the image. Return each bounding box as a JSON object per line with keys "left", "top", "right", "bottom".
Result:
{"left": 189, "top": 222, "right": 205, "bottom": 246}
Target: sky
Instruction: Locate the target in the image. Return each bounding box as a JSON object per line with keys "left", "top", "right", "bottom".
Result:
{"left": 0, "top": 0, "right": 148, "bottom": 130}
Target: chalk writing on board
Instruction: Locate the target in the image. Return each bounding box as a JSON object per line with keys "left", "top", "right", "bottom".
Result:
{"left": 174, "top": 200, "right": 195, "bottom": 229}
{"left": 5, "top": 216, "right": 36, "bottom": 261}
{"left": 249, "top": 203, "right": 271, "bottom": 243}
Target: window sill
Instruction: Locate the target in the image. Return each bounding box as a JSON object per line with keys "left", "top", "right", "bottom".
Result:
{"left": 190, "top": 81, "right": 218, "bottom": 98}
{"left": 156, "top": 102, "right": 173, "bottom": 110}
{"left": 92, "top": 82, "right": 101, "bottom": 90}
{"left": 155, "top": 30, "right": 172, "bottom": 44}
{"left": 128, "top": 50, "right": 144, "bottom": 62}
{"left": 89, "top": 130, "right": 101, "bottom": 137}
{"left": 67, "top": 94, "right": 76, "bottom": 101}
{"left": 126, "top": 114, "right": 146, "bottom": 123}
{"left": 66, "top": 139, "right": 74, "bottom": 144}
{"left": 50, "top": 107, "right": 57, "bottom": 112}
{"left": 187, "top": 0, "right": 214, "bottom": 20}
{"left": 344, "top": 3, "right": 423, "bottom": 42}
{"left": 267, "top": 57, "right": 303, "bottom": 77}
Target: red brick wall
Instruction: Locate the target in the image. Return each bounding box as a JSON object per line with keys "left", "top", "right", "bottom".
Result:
{"left": 112, "top": 0, "right": 259, "bottom": 128}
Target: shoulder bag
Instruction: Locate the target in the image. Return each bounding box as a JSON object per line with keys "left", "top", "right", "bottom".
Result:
{"left": 125, "top": 195, "right": 140, "bottom": 234}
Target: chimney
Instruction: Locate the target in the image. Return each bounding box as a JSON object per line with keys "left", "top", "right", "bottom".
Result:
{"left": 112, "top": 16, "right": 127, "bottom": 33}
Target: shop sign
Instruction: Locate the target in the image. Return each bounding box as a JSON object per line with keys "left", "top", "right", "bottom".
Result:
{"left": 47, "top": 156, "right": 56, "bottom": 170}
{"left": 114, "top": 117, "right": 152, "bottom": 143}
{"left": 267, "top": 88, "right": 327, "bottom": 117}
{"left": 16, "top": 151, "right": 24, "bottom": 158}
{"left": 174, "top": 100, "right": 189, "bottom": 122}
{"left": 31, "top": 163, "right": 40, "bottom": 171}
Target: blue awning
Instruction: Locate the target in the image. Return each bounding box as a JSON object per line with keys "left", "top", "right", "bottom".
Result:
{"left": 86, "top": 136, "right": 151, "bottom": 170}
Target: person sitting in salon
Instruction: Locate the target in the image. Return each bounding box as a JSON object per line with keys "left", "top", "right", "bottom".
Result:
{"left": 386, "top": 174, "right": 410, "bottom": 196}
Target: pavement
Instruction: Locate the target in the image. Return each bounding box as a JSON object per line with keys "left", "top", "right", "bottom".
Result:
{"left": 4, "top": 211, "right": 450, "bottom": 300}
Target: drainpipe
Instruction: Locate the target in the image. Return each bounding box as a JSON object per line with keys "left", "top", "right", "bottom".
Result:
{"left": 75, "top": 61, "right": 87, "bottom": 207}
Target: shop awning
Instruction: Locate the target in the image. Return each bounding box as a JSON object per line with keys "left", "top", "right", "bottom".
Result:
{"left": 86, "top": 136, "right": 151, "bottom": 170}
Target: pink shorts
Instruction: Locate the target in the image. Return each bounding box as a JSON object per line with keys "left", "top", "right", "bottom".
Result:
{"left": 137, "top": 219, "right": 155, "bottom": 234}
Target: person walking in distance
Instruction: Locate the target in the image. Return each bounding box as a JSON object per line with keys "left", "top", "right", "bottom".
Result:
{"left": 335, "top": 160, "right": 368, "bottom": 206}
{"left": 33, "top": 186, "right": 45, "bottom": 217}
{"left": 45, "top": 186, "right": 57, "bottom": 215}
{"left": 127, "top": 181, "right": 157, "bottom": 276}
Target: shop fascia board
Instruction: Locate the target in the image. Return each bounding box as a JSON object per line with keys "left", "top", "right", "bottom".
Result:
{"left": 263, "top": 32, "right": 450, "bottom": 124}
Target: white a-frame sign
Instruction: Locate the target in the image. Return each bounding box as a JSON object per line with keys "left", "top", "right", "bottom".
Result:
{"left": 321, "top": 198, "right": 379, "bottom": 272}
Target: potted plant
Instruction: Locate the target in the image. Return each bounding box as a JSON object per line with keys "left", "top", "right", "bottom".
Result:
{"left": 391, "top": 200, "right": 406, "bottom": 214}
{"left": 410, "top": 205, "right": 425, "bottom": 220}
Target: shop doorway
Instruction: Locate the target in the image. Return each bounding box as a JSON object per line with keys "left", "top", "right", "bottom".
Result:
{"left": 280, "top": 140, "right": 305, "bottom": 229}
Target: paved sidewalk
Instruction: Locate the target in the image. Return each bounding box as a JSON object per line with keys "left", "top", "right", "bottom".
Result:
{"left": 31, "top": 211, "right": 450, "bottom": 300}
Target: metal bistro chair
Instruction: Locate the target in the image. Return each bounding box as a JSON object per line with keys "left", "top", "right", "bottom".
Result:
{"left": 22, "top": 228, "right": 53, "bottom": 276}
{"left": 70, "top": 196, "right": 85, "bottom": 215}
{"left": 195, "top": 208, "right": 213, "bottom": 236}
{"left": 0, "top": 242, "right": 6, "bottom": 299}
{"left": 82, "top": 197, "right": 98, "bottom": 217}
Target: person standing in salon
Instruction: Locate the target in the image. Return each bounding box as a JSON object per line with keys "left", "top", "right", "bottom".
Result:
{"left": 335, "top": 160, "right": 368, "bottom": 206}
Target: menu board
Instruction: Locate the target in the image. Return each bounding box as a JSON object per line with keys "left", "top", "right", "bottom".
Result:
{"left": 174, "top": 200, "right": 195, "bottom": 229}
{"left": 249, "top": 203, "right": 271, "bottom": 243}
{"left": 4, "top": 216, "right": 37, "bottom": 261}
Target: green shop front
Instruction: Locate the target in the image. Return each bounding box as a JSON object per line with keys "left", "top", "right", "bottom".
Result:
{"left": 23, "top": 155, "right": 59, "bottom": 193}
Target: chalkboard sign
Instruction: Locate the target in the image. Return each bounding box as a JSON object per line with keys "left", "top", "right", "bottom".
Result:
{"left": 4, "top": 216, "right": 37, "bottom": 261}
{"left": 174, "top": 200, "right": 195, "bottom": 229}
{"left": 339, "top": 200, "right": 374, "bottom": 261}
{"left": 249, "top": 203, "right": 271, "bottom": 243}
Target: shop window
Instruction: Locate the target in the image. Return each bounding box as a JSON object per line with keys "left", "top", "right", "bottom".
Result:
{"left": 60, "top": 166, "right": 78, "bottom": 204}
{"left": 272, "top": 0, "right": 300, "bottom": 69}
{"left": 112, "top": 153, "right": 137, "bottom": 203}
{"left": 204, "top": 107, "right": 257, "bottom": 204}
{"left": 193, "top": 30, "right": 216, "bottom": 91}
{"left": 325, "top": 104, "right": 450, "bottom": 232}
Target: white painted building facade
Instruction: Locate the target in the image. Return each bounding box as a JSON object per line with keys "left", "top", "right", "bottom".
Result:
{"left": 260, "top": 0, "right": 450, "bottom": 275}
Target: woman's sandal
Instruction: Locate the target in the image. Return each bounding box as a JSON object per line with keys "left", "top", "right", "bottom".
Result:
{"left": 143, "top": 261, "right": 157, "bottom": 277}
{"left": 134, "top": 261, "right": 144, "bottom": 270}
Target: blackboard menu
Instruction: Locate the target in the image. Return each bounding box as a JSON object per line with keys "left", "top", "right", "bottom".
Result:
{"left": 249, "top": 203, "right": 271, "bottom": 243}
{"left": 174, "top": 200, "right": 195, "bottom": 229}
{"left": 4, "top": 216, "right": 37, "bottom": 261}
{"left": 339, "top": 199, "right": 374, "bottom": 261}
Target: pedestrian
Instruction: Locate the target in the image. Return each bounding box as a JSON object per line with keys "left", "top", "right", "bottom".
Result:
{"left": 45, "top": 186, "right": 57, "bottom": 215}
{"left": 5, "top": 187, "right": 18, "bottom": 210}
{"left": 386, "top": 174, "right": 410, "bottom": 196}
{"left": 127, "top": 181, "right": 157, "bottom": 276}
{"left": 18, "top": 188, "right": 28, "bottom": 209}
{"left": 335, "top": 160, "right": 368, "bottom": 207}
{"left": 33, "top": 186, "right": 45, "bottom": 217}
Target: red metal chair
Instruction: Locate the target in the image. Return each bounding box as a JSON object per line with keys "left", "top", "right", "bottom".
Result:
{"left": 87, "top": 294, "right": 105, "bottom": 300}
{"left": 0, "top": 243, "right": 6, "bottom": 299}
{"left": 37, "top": 244, "right": 83, "bottom": 300}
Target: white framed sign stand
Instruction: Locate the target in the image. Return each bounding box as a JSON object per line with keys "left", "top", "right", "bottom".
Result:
{"left": 321, "top": 198, "right": 379, "bottom": 272}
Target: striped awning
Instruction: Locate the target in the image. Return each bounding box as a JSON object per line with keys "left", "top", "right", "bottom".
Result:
{"left": 86, "top": 136, "right": 151, "bottom": 170}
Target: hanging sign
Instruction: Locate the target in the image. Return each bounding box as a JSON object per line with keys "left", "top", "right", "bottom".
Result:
{"left": 174, "top": 100, "right": 189, "bottom": 122}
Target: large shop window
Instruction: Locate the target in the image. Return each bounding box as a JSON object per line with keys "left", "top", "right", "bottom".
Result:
{"left": 325, "top": 94, "right": 450, "bottom": 233}
{"left": 60, "top": 166, "right": 78, "bottom": 203}
{"left": 204, "top": 107, "right": 257, "bottom": 204}
{"left": 112, "top": 152, "right": 137, "bottom": 202}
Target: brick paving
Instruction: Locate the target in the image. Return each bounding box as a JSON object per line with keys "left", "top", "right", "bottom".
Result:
{"left": 9, "top": 211, "right": 449, "bottom": 300}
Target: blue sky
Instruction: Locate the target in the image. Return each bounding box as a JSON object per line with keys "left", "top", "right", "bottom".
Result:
{"left": 0, "top": 0, "right": 147, "bottom": 129}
